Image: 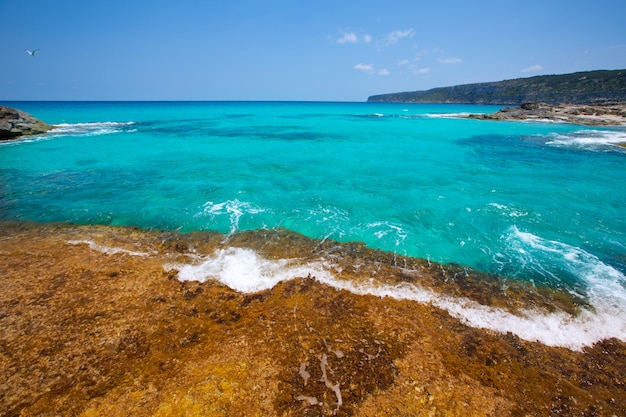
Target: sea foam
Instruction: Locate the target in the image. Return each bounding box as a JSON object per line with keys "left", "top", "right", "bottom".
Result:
{"left": 50, "top": 121, "right": 136, "bottom": 137}
{"left": 198, "top": 199, "right": 266, "bottom": 236}
{"left": 167, "top": 243, "right": 626, "bottom": 351}
{"left": 546, "top": 129, "right": 626, "bottom": 150}
{"left": 168, "top": 247, "right": 331, "bottom": 293}
{"left": 68, "top": 240, "right": 152, "bottom": 257}
{"left": 0, "top": 122, "right": 134, "bottom": 147}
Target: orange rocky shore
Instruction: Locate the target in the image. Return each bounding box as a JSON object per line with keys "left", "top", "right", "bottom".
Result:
{"left": 1, "top": 222, "right": 625, "bottom": 416}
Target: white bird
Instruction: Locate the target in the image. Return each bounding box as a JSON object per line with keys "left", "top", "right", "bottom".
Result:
{"left": 26, "top": 49, "right": 40, "bottom": 56}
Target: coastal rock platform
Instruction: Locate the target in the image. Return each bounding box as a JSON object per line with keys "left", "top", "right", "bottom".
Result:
{"left": 467, "top": 102, "right": 626, "bottom": 126}
{"left": 0, "top": 106, "right": 52, "bottom": 139}
{"left": 1, "top": 222, "right": 625, "bottom": 416}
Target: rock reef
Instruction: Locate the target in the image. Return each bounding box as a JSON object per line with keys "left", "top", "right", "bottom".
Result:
{"left": 0, "top": 106, "right": 52, "bottom": 139}
{"left": 467, "top": 102, "right": 626, "bottom": 126}
{"left": 1, "top": 222, "right": 625, "bottom": 417}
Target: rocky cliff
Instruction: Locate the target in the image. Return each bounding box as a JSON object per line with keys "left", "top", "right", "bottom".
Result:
{"left": 367, "top": 69, "right": 626, "bottom": 105}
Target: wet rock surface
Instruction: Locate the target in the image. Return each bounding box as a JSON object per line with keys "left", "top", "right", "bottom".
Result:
{"left": 0, "top": 106, "right": 52, "bottom": 139}
{"left": 0, "top": 222, "right": 624, "bottom": 416}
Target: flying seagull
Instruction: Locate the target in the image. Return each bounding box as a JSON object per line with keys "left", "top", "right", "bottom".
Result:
{"left": 26, "top": 49, "right": 40, "bottom": 56}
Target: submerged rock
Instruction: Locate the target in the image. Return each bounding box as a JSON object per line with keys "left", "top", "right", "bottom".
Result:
{"left": 0, "top": 105, "right": 52, "bottom": 139}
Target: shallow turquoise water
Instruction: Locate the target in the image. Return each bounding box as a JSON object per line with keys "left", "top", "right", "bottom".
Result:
{"left": 2, "top": 101, "right": 625, "bottom": 296}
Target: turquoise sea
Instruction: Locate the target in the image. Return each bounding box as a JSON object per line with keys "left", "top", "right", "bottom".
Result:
{"left": 2, "top": 101, "right": 625, "bottom": 349}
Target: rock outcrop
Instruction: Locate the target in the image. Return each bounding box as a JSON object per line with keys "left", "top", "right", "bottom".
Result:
{"left": 466, "top": 102, "right": 626, "bottom": 125}
{"left": 0, "top": 106, "right": 52, "bottom": 139}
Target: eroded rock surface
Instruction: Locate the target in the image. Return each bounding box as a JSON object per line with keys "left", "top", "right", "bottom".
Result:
{"left": 467, "top": 102, "right": 626, "bottom": 125}
{"left": 1, "top": 222, "right": 624, "bottom": 416}
{"left": 0, "top": 106, "right": 52, "bottom": 139}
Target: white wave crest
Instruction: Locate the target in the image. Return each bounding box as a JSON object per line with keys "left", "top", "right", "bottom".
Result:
{"left": 199, "top": 199, "right": 265, "bottom": 235}
{"left": 487, "top": 202, "right": 528, "bottom": 218}
{"left": 168, "top": 242, "right": 626, "bottom": 351}
{"left": 546, "top": 129, "right": 626, "bottom": 150}
{"left": 423, "top": 112, "right": 471, "bottom": 119}
{"left": 366, "top": 221, "right": 408, "bottom": 246}
{"left": 306, "top": 205, "right": 350, "bottom": 233}
{"left": 505, "top": 225, "right": 626, "bottom": 296}
{"left": 50, "top": 121, "right": 135, "bottom": 137}
{"left": 169, "top": 247, "right": 329, "bottom": 293}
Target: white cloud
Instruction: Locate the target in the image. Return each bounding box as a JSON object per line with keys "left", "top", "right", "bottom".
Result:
{"left": 353, "top": 64, "right": 389, "bottom": 76}
{"left": 337, "top": 31, "right": 358, "bottom": 44}
{"left": 354, "top": 63, "right": 374, "bottom": 73}
{"left": 383, "top": 29, "right": 415, "bottom": 45}
{"left": 335, "top": 30, "right": 373, "bottom": 44}
{"left": 397, "top": 59, "right": 410, "bottom": 66}
{"left": 412, "top": 67, "right": 431, "bottom": 75}
{"left": 410, "top": 49, "right": 434, "bottom": 62}
{"left": 437, "top": 56, "right": 462, "bottom": 64}
{"left": 521, "top": 64, "right": 543, "bottom": 73}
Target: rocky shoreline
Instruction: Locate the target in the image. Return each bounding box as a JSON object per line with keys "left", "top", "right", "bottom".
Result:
{"left": 0, "top": 106, "right": 52, "bottom": 139}
{"left": 1, "top": 222, "right": 625, "bottom": 416}
{"left": 467, "top": 102, "right": 626, "bottom": 126}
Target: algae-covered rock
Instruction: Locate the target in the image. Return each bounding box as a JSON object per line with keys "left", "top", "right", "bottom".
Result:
{"left": 1, "top": 223, "right": 625, "bottom": 416}
{"left": 0, "top": 105, "right": 52, "bottom": 139}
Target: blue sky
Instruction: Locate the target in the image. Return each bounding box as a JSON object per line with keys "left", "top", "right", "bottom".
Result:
{"left": 2, "top": 0, "right": 626, "bottom": 101}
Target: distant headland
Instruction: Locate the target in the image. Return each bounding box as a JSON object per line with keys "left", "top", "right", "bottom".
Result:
{"left": 367, "top": 69, "right": 626, "bottom": 105}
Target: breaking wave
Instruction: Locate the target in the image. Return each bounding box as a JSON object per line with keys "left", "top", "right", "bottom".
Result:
{"left": 197, "top": 199, "right": 267, "bottom": 236}
{"left": 165, "top": 235, "right": 626, "bottom": 351}
{"left": 49, "top": 121, "right": 136, "bottom": 137}
{"left": 546, "top": 129, "right": 626, "bottom": 151}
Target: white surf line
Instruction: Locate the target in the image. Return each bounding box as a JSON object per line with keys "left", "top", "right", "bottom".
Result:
{"left": 47, "top": 121, "right": 136, "bottom": 137}
{"left": 313, "top": 271, "right": 619, "bottom": 351}
{"left": 546, "top": 129, "right": 626, "bottom": 148}
{"left": 166, "top": 247, "right": 625, "bottom": 351}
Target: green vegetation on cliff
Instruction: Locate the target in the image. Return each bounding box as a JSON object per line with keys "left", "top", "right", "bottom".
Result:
{"left": 367, "top": 69, "right": 626, "bottom": 105}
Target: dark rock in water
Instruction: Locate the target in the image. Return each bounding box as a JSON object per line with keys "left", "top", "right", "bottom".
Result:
{"left": 0, "top": 106, "right": 52, "bottom": 139}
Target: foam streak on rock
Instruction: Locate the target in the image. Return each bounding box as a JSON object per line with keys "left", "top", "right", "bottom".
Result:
{"left": 68, "top": 240, "right": 153, "bottom": 257}
{"left": 167, "top": 246, "right": 626, "bottom": 351}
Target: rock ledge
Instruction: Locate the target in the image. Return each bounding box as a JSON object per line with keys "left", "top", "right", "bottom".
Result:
{"left": 466, "top": 102, "right": 626, "bottom": 126}
{"left": 0, "top": 106, "right": 52, "bottom": 139}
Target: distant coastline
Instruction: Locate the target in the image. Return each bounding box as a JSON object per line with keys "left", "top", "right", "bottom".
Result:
{"left": 368, "top": 69, "right": 626, "bottom": 105}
